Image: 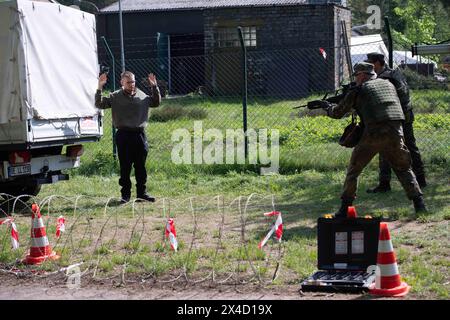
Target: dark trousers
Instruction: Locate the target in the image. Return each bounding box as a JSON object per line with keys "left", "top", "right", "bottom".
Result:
{"left": 342, "top": 122, "right": 422, "bottom": 201}
{"left": 379, "top": 110, "right": 425, "bottom": 183}
{"left": 116, "top": 129, "right": 149, "bottom": 198}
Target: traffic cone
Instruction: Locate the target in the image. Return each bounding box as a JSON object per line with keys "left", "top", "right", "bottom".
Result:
{"left": 369, "top": 222, "right": 410, "bottom": 297}
{"left": 23, "top": 203, "right": 60, "bottom": 265}
{"left": 347, "top": 206, "right": 357, "bottom": 218}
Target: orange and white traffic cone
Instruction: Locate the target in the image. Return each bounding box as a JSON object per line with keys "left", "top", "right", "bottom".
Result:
{"left": 347, "top": 206, "right": 357, "bottom": 218}
{"left": 369, "top": 222, "right": 410, "bottom": 297}
{"left": 23, "top": 203, "right": 60, "bottom": 265}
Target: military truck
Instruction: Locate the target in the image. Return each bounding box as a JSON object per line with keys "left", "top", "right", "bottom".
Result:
{"left": 0, "top": 0, "right": 103, "bottom": 199}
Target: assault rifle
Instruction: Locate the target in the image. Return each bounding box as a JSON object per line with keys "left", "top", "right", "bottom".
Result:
{"left": 294, "top": 82, "right": 357, "bottom": 110}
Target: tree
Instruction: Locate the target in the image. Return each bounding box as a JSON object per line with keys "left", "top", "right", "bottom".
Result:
{"left": 393, "top": 0, "right": 437, "bottom": 44}
{"left": 431, "top": 0, "right": 450, "bottom": 42}
{"left": 348, "top": 0, "right": 450, "bottom": 43}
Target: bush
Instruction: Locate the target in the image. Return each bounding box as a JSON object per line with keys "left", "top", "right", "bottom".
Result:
{"left": 77, "top": 150, "right": 119, "bottom": 176}
{"left": 187, "top": 108, "right": 208, "bottom": 120}
{"left": 281, "top": 116, "right": 347, "bottom": 147}
{"left": 403, "top": 68, "right": 447, "bottom": 90}
{"left": 149, "top": 106, "right": 208, "bottom": 122}
{"left": 411, "top": 90, "right": 450, "bottom": 113}
{"left": 414, "top": 114, "right": 450, "bottom": 130}
{"left": 149, "top": 106, "right": 185, "bottom": 122}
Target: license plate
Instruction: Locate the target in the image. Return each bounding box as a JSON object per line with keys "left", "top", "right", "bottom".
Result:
{"left": 8, "top": 164, "right": 31, "bottom": 177}
{"left": 80, "top": 117, "right": 98, "bottom": 132}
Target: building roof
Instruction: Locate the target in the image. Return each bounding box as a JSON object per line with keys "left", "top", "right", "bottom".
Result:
{"left": 101, "top": 0, "right": 346, "bottom": 13}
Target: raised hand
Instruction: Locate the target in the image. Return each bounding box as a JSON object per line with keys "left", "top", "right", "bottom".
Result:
{"left": 98, "top": 73, "right": 108, "bottom": 90}
{"left": 148, "top": 73, "right": 157, "bottom": 87}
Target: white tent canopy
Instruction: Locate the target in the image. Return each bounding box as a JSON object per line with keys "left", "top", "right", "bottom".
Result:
{"left": 350, "top": 34, "right": 437, "bottom": 68}
{"left": 350, "top": 34, "right": 389, "bottom": 65}
{"left": 393, "top": 50, "right": 438, "bottom": 68}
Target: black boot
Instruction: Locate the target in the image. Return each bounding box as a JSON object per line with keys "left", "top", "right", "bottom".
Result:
{"left": 416, "top": 174, "right": 427, "bottom": 189}
{"left": 366, "top": 181, "right": 391, "bottom": 193}
{"left": 413, "top": 195, "right": 427, "bottom": 213}
{"left": 334, "top": 199, "right": 353, "bottom": 218}
{"left": 120, "top": 193, "right": 131, "bottom": 205}
{"left": 137, "top": 193, "right": 156, "bottom": 203}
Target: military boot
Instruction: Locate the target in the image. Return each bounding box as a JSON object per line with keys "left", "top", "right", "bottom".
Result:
{"left": 334, "top": 199, "right": 353, "bottom": 218}
{"left": 412, "top": 195, "right": 427, "bottom": 213}
{"left": 366, "top": 181, "right": 391, "bottom": 193}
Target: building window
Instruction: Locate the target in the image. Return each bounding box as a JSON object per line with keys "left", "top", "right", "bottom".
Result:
{"left": 216, "top": 26, "right": 257, "bottom": 48}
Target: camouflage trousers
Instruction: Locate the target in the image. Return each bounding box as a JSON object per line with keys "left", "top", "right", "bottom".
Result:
{"left": 378, "top": 110, "right": 425, "bottom": 182}
{"left": 341, "top": 121, "right": 422, "bottom": 201}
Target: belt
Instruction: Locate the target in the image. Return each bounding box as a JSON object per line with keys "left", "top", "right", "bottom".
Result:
{"left": 116, "top": 127, "right": 144, "bottom": 132}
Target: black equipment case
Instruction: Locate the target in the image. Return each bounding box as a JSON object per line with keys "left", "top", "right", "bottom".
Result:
{"left": 300, "top": 217, "right": 381, "bottom": 293}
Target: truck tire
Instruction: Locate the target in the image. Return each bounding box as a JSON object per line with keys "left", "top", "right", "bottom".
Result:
{"left": 0, "top": 184, "right": 41, "bottom": 201}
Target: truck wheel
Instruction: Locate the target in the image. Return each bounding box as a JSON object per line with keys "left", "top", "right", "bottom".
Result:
{"left": 0, "top": 184, "right": 41, "bottom": 202}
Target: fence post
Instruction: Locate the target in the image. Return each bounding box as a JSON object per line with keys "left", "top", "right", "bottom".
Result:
{"left": 384, "top": 17, "right": 393, "bottom": 69}
{"left": 237, "top": 27, "right": 248, "bottom": 159}
{"left": 168, "top": 35, "right": 172, "bottom": 94}
{"left": 341, "top": 20, "right": 354, "bottom": 82}
{"left": 119, "top": 0, "right": 125, "bottom": 72}
{"left": 101, "top": 36, "right": 118, "bottom": 159}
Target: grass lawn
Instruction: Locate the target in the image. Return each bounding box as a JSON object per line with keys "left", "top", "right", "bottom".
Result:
{"left": 0, "top": 90, "right": 448, "bottom": 299}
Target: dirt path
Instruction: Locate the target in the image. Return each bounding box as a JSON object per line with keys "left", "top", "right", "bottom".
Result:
{"left": 0, "top": 274, "right": 414, "bottom": 300}
{"left": 0, "top": 283, "right": 373, "bottom": 300}
{"left": 0, "top": 284, "right": 297, "bottom": 300}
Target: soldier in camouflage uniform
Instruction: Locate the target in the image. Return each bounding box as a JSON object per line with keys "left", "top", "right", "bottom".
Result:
{"left": 365, "top": 52, "right": 426, "bottom": 193}
{"left": 322, "top": 62, "right": 426, "bottom": 217}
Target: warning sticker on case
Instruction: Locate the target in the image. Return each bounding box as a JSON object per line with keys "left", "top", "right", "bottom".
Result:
{"left": 352, "top": 231, "right": 364, "bottom": 254}
{"left": 335, "top": 232, "right": 347, "bottom": 255}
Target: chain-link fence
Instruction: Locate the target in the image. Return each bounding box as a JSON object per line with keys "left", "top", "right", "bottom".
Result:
{"left": 389, "top": 32, "right": 450, "bottom": 171}
{"left": 0, "top": 194, "right": 288, "bottom": 287}
{"left": 88, "top": 33, "right": 449, "bottom": 174}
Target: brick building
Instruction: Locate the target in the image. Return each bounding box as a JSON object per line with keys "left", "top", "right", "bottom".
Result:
{"left": 98, "top": 0, "right": 351, "bottom": 96}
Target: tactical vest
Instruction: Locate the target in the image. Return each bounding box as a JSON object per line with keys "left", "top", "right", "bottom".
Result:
{"left": 356, "top": 79, "right": 405, "bottom": 124}
{"left": 379, "top": 67, "right": 412, "bottom": 111}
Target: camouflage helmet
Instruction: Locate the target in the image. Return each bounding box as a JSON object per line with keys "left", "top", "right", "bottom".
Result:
{"left": 352, "top": 62, "right": 376, "bottom": 76}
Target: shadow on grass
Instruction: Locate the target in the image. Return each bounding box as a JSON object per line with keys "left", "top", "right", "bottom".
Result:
{"left": 271, "top": 169, "right": 448, "bottom": 239}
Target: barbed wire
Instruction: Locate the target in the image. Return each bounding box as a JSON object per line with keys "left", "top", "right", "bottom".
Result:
{"left": 0, "top": 194, "right": 290, "bottom": 288}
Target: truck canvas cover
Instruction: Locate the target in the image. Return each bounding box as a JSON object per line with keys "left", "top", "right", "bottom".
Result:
{"left": 0, "top": 0, "right": 99, "bottom": 124}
